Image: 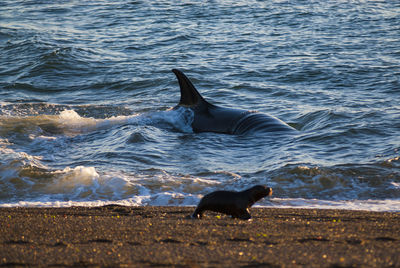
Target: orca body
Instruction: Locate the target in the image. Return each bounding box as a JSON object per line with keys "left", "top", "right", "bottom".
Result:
{"left": 172, "top": 69, "right": 296, "bottom": 135}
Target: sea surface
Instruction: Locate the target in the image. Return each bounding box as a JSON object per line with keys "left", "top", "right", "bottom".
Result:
{"left": 1, "top": 1, "right": 399, "bottom": 211}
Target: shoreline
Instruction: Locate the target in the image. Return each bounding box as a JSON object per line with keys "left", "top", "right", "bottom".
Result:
{"left": 1, "top": 206, "right": 399, "bottom": 267}
{"left": 1, "top": 198, "right": 399, "bottom": 213}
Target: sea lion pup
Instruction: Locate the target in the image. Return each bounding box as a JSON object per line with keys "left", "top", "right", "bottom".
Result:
{"left": 192, "top": 185, "right": 272, "bottom": 220}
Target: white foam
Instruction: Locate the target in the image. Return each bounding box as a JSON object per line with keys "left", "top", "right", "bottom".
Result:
{"left": 0, "top": 146, "right": 46, "bottom": 169}
{"left": 260, "top": 198, "right": 400, "bottom": 212}
{"left": 158, "top": 107, "right": 194, "bottom": 133}
{"left": 0, "top": 138, "right": 12, "bottom": 146}
{"left": 1, "top": 197, "right": 399, "bottom": 212}
{"left": 55, "top": 108, "right": 194, "bottom": 135}
{"left": 0, "top": 109, "right": 145, "bottom": 139}
{"left": 40, "top": 108, "right": 192, "bottom": 136}
{"left": 0, "top": 199, "right": 143, "bottom": 208}
{"left": 47, "top": 166, "right": 100, "bottom": 194}
{"left": 57, "top": 109, "right": 138, "bottom": 134}
{"left": 1, "top": 107, "right": 193, "bottom": 143}
{"left": 390, "top": 182, "right": 400, "bottom": 189}
{"left": 32, "top": 135, "right": 57, "bottom": 141}
{"left": 58, "top": 109, "right": 82, "bottom": 120}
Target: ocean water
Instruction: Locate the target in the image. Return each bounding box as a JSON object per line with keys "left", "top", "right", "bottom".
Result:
{"left": 1, "top": 0, "right": 399, "bottom": 211}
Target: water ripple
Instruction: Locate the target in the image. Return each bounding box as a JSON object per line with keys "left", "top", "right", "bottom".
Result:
{"left": 1, "top": 0, "right": 399, "bottom": 209}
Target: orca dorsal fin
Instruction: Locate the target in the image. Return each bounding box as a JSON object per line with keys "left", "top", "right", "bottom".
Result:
{"left": 172, "top": 69, "right": 208, "bottom": 107}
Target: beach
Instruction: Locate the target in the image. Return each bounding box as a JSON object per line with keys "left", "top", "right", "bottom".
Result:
{"left": 0, "top": 206, "right": 399, "bottom": 267}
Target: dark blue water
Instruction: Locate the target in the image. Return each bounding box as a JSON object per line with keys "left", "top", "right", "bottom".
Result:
{"left": 1, "top": 1, "right": 399, "bottom": 210}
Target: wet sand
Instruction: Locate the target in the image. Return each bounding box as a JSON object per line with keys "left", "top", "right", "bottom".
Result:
{"left": 0, "top": 206, "right": 399, "bottom": 267}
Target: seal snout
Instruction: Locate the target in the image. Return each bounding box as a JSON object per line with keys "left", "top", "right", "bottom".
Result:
{"left": 267, "top": 187, "right": 273, "bottom": 196}
{"left": 251, "top": 185, "right": 273, "bottom": 200}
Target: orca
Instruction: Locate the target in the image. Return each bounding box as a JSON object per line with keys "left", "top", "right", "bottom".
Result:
{"left": 172, "top": 69, "right": 297, "bottom": 135}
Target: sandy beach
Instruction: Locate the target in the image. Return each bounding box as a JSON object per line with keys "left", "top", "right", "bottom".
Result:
{"left": 0, "top": 206, "right": 399, "bottom": 267}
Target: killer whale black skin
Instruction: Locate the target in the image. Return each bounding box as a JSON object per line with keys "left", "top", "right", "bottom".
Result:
{"left": 192, "top": 185, "right": 273, "bottom": 220}
{"left": 172, "top": 69, "right": 297, "bottom": 135}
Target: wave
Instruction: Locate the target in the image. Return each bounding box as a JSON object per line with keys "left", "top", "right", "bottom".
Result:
{"left": 268, "top": 161, "right": 400, "bottom": 201}
{"left": 0, "top": 103, "right": 194, "bottom": 139}
{"left": 1, "top": 146, "right": 399, "bottom": 211}
{"left": 0, "top": 82, "right": 399, "bottom": 213}
{"left": 0, "top": 153, "right": 216, "bottom": 206}
{"left": 1, "top": 103, "right": 399, "bottom": 211}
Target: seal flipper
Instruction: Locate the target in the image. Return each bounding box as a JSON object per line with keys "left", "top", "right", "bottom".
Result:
{"left": 172, "top": 69, "right": 209, "bottom": 107}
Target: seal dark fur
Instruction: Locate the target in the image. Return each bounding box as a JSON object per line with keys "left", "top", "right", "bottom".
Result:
{"left": 192, "top": 185, "right": 272, "bottom": 220}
